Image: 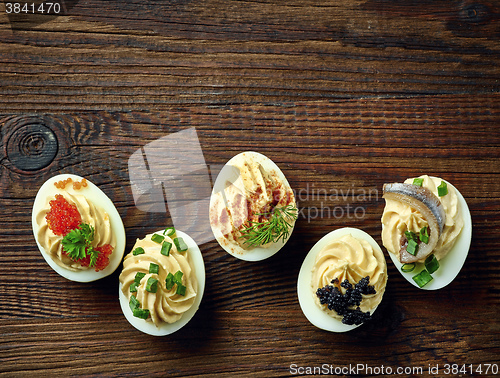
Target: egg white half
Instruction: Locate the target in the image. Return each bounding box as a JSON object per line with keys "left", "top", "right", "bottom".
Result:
{"left": 210, "top": 151, "right": 296, "bottom": 261}
{"left": 118, "top": 229, "right": 205, "bottom": 336}
{"left": 297, "top": 227, "right": 385, "bottom": 333}
{"left": 385, "top": 178, "right": 472, "bottom": 290}
{"left": 32, "top": 173, "right": 126, "bottom": 282}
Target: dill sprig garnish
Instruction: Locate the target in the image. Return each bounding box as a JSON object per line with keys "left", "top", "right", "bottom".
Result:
{"left": 240, "top": 204, "right": 297, "bottom": 246}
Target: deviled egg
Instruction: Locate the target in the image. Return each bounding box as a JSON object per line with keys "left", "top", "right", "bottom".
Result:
{"left": 298, "top": 228, "right": 387, "bottom": 332}
{"left": 32, "top": 174, "right": 126, "bottom": 282}
{"left": 209, "top": 151, "right": 297, "bottom": 261}
{"left": 118, "top": 228, "right": 205, "bottom": 336}
{"left": 381, "top": 175, "right": 472, "bottom": 289}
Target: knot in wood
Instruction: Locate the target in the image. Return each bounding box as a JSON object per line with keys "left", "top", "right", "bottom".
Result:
{"left": 6, "top": 122, "right": 58, "bottom": 171}
{"left": 461, "top": 3, "right": 491, "bottom": 24}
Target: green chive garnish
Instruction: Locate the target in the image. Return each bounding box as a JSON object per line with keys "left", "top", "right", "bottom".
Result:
{"left": 176, "top": 284, "right": 187, "bottom": 296}
{"left": 412, "top": 269, "right": 433, "bottom": 288}
{"left": 133, "top": 307, "right": 150, "bottom": 319}
{"left": 419, "top": 226, "right": 429, "bottom": 244}
{"left": 129, "top": 295, "right": 140, "bottom": 311}
{"left": 406, "top": 239, "right": 419, "bottom": 256}
{"left": 160, "top": 241, "right": 172, "bottom": 256}
{"left": 425, "top": 254, "right": 440, "bottom": 274}
{"left": 165, "top": 270, "right": 185, "bottom": 293}
{"left": 151, "top": 233, "right": 165, "bottom": 244}
{"left": 174, "top": 237, "right": 188, "bottom": 252}
{"left": 146, "top": 277, "right": 158, "bottom": 293}
{"left": 174, "top": 270, "right": 183, "bottom": 283}
{"left": 401, "top": 263, "right": 416, "bottom": 273}
{"left": 149, "top": 263, "right": 159, "bottom": 274}
{"left": 132, "top": 247, "right": 145, "bottom": 256}
{"left": 134, "top": 272, "right": 146, "bottom": 284}
{"left": 165, "top": 273, "right": 175, "bottom": 290}
{"left": 413, "top": 178, "right": 424, "bottom": 187}
{"left": 405, "top": 230, "right": 418, "bottom": 243}
{"left": 129, "top": 282, "right": 138, "bottom": 293}
{"left": 437, "top": 181, "right": 448, "bottom": 196}
{"left": 163, "top": 227, "right": 176, "bottom": 237}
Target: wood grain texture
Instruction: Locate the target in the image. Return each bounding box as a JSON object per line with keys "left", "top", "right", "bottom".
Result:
{"left": 1, "top": 0, "right": 499, "bottom": 110}
{"left": 0, "top": 0, "right": 499, "bottom": 376}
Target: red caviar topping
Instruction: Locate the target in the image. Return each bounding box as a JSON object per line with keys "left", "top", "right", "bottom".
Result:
{"left": 74, "top": 243, "right": 113, "bottom": 272}
{"left": 73, "top": 178, "right": 88, "bottom": 190}
{"left": 54, "top": 178, "right": 73, "bottom": 189}
{"left": 54, "top": 177, "right": 88, "bottom": 190}
{"left": 46, "top": 194, "right": 81, "bottom": 236}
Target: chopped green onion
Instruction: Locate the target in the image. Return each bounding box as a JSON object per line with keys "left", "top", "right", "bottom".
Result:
{"left": 165, "top": 270, "right": 184, "bottom": 292}
{"left": 134, "top": 272, "right": 146, "bottom": 284}
{"left": 174, "top": 237, "right": 188, "bottom": 252}
{"left": 160, "top": 241, "right": 172, "bottom": 256}
{"left": 425, "top": 254, "right": 440, "bottom": 274}
{"left": 129, "top": 295, "right": 140, "bottom": 311}
{"left": 129, "top": 282, "right": 138, "bottom": 293}
{"left": 412, "top": 269, "right": 433, "bottom": 288}
{"left": 401, "top": 263, "right": 416, "bottom": 273}
{"left": 132, "top": 247, "right": 145, "bottom": 256}
{"left": 413, "top": 178, "right": 424, "bottom": 187}
{"left": 173, "top": 270, "right": 183, "bottom": 283}
{"left": 176, "top": 284, "right": 186, "bottom": 296}
{"left": 151, "top": 233, "right": 165, "bottom": 244}
{"left": 146, "top": 277, "right": 158, "bottom": 293}
{"left": 405, "top": 230, "right": 418, "bottom": 243}
{"left": 406, "top": 239, "right": 419, "bottom": 256}
{"left": 149, "top": 263, "right": 159, "bottom": 274}
{"left": 163, "top": 227, "right": 176, "bottom": 237}
{"left": 165, "top": 273, "right": 175, "bottom": 290}
{"left": 419, "top": 226, "right": 429, "bottom": 244}
{"left": 133, "top": 307, "right": 150, "bottom": 319}
{"left": 437, "top": 181, "right": 448, "bottom": 196}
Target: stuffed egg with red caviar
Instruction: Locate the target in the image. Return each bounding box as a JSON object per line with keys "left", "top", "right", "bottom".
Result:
{"left": 32, "top": 174, "right": 126, "bottom": 282}
{"left": 297, "top": 227, "right": 388, "bottom": 332}
{"left": 118, "top": 228, "right": 205, "bottom": 336}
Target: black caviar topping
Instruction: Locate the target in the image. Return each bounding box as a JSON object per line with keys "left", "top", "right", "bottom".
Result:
{"left": 315, "top": 276, "right": 376, "bottom": 326}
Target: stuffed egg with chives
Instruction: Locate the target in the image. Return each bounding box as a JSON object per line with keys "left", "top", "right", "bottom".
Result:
{"left": 118, "top": 228, "right": 205, "bottom": 336}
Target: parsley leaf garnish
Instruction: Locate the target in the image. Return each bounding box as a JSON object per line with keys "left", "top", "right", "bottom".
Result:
{"left": 61, "top": 223, "right": 98, "bottom": 267}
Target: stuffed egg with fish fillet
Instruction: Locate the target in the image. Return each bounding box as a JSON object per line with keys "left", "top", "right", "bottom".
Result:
{"left": 382, "top": 175, "right": 472, "bottom": 290}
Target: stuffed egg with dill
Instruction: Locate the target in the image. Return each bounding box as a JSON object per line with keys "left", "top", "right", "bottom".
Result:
{"left": 32, "top": 174, "right": 126, "bottom": 282}
{"left": 118, "top": 228, "right": 205, "bottom": 336}
{"left": 381, "top": 175, "right": 472, "bottom": 290}
{"left": 209, "top": 151, "right": 297, "bottom": 261}
{"left": 298, "top": 227, "right": 387, "bottom": 332}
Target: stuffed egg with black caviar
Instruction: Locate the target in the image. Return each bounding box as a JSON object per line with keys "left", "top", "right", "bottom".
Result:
{"left": 298, "top": 227, "right": 387, "bottom": 332}
{"left": 32, "top": 174, "right": 126, "bottom": 282}
{"left": 118, "top": 228, "right": 205, "bottom": 336}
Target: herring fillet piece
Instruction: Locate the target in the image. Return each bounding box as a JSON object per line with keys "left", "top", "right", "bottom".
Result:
{"left": 383, "top": 183, "right": 446, "bottom": 263}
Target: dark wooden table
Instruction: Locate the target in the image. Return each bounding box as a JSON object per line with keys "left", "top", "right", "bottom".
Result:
{"left": 1, "top": 1, "right": 499, "bottom": 377}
